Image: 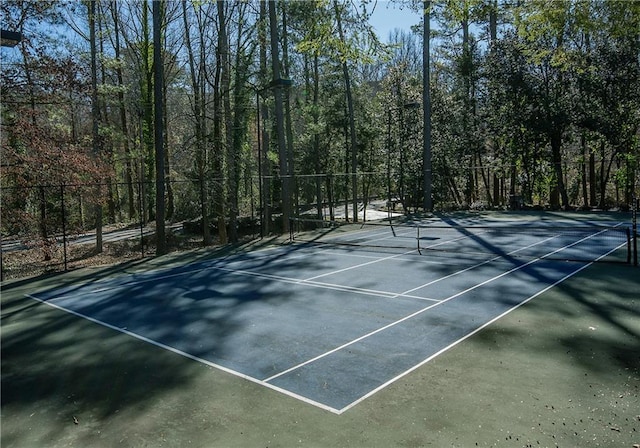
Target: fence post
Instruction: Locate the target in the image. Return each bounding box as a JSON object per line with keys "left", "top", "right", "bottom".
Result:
{"left": 138, "top": 177, "right": 145, "bottom": 258}
{"left": 1, "top": 233, "right": 4, "bottom": 282}
{"left": 61, "top": 184, "right": 68, "bottom": 271}
{"left": 633, "top": 196, "right": 638, "bottom": 267}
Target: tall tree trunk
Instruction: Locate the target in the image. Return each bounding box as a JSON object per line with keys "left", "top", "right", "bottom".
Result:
{"left": 581, "top": 132, "right": 589, "bottom": 208}
{"left": 589, "top": 147, "right": 596, "bottom": 207}
{"left": 312, "top": 53, "right": 323, "bottom": 221}
{"left": 599, "top": 140, "right": 606, "bottom": 208}
{"left": 213, "top": 2, "right": 228, "bottom": 244}
{"left": 183, "top": 0, "right": 211, "bottom": 245}
{"left": 489, "top": 0, "right": 499, "bottom": 207}
{"left": 97, "top": 2, "right": 117, "bottom": 224}
{"left": 268, "top": 0, "right": 291, "bottom": 232}
{"left": 496, "top": 176, "right": 500, "bottom": 205}
{"left": 423, "top": 0, "right": 432, "bottom": 211}
{"left": 89, "top": 0, "right": 103, "bottom": 253}
{"left": 163, "top": 79, "right": 173, "bottom": 221}
{"left": 258, "top": 0, "right": 271, "bottom": 235}
{"left": 141, "top": 2, "right": 154, "bottom": 222}
{"left": 231, "top": 2, "right": 250, "bottom": 240}
{"left": 153, "top": 0, "right": 166, "bottom": 255}
{"left": 281, "top": 2, "right": 297, "bottom": 220}
{"left": 599, "top": 144, "right": 618, "bottom": 209}
{"left": 218, "top": 0, "right": 237, "bottom": 243}
{"left": 333, "top": 0, "right": 358, "bottom": 222}
{"left": 111, "top": 0, "right": 135, "bottom": 220}
{"left": 550, "top": 130, "right": 569, "bottom": 209}
{"left": 460, "top": 6, "right": 477, "bottom": 207}
{"left": 344, "top": 109, "right": 350, "bottom": 220}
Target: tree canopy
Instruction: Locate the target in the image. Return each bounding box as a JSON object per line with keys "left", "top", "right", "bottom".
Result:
{"left": 1, "top": 0, "right": 638, "bottom": 256}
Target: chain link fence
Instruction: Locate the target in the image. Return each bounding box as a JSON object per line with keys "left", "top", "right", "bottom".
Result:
{"left": 1, "top": 172, "right": 395, "bottom": 281}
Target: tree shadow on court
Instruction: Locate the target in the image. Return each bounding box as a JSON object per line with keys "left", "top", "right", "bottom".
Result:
{"left": 533, "top": 263, "right": 639, "bottom": 372}
{"left": 469, "top": 261, "right": 639, "bottom": 376}
{"left": 2, "top": 298, "right": 197, "bottom": 446}
{"left": 409, "top": 213, "right": 638, "bottom": 381}
{"left": 1, "top": 238, "right": 343, "bottom": 446}
{"left": 0, "top": 235, "right": 287, "bottom": 293}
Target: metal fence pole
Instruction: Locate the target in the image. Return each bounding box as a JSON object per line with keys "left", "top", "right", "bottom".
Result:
{"left": 138, "top": 176, "right": 145, "bottom": 258}
{"left": 256, "top": 89, "right": 264, "bottom": 238}
{"left": 1, "top": 234, "right": 4, "bottom": 283}
{"left": 633, "top": 196, "right": 638, "bottom": 267}
{"left": 61, "top": 184, "right": 68, "bottom": 271}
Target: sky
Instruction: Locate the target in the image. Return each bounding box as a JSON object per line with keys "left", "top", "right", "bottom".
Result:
{"left": 367, "top": 1, "right": 423, "bottom": 42}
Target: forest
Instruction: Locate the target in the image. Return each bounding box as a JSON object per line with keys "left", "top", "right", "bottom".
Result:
{"left": 1, "top": 0, "right": 639, "bottom": 263}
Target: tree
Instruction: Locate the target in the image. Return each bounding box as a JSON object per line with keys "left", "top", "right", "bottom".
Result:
{"left": 574, "top": 1, "right": 640, "bottom": 207}
{"left": 153, "top": 0, "right": 166, "bottom": 255}
{"left": 423, "top": 0, "right": 432, "bottom": 211}
{"left": 230, "top": 1, "right": 255, "bottom": 240}
{"left": 89, "top": 0, "right": 104, "bottom": 252}
{"left": 4, "top": 0, "right": 639, "bottom": 273}
{"left": 268, "top": 0, "right": 291, "bottom": 232}
{"left": 109, "top": 0, "right": 136, "bottom": 220}
{"left": 1, "top": 1, "right": 111, "bottom": 259}
{"left": 333, "top": 0, "right": 359, "bottom": 221}
{"left": 182, "top": 0, "right": 212, "bottom": 245}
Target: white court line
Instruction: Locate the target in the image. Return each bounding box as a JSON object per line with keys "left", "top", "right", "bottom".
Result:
{"left": 49, "top": 246, "right": 309, "bottom": 298}
{"left": 24, "top": 293, "right": 343, "bottom": 415}
{"left": 263, "top": 227, "right": 622, "bottom": 384}
{"left": 23, "top": 227, "right": 628, "bottom": 415}
{"left": 394, "top": 235, "right": 559, "bottom": 298}
{"left": 175, "top": 263, "right": 441, "bottom": 302}
{"left": 45, "top": 260, "right": 440, "bottom": 305}
{"left": 394, "top": 222, "right": 626, "bottom": 298}
{"left": 54, "top": 224, "right": 404, "bottom": 297}
{"left": 303, "top": 248, "right": 418, "bottom": 282}
{"left": 39, "top": 246, "right": 438, "bottom": 306}
{"left": 300, "top": 226, "right": 456, "bottom": 283}
{"left": 292, "top": 226, "right": 500, "bottom": 286}
{"left": 299, "top": 225, "right": 551, "bottom": 295}
{"left": 46, "top": 239, "right": 355, "bottom": 297}
{"left": 338, "top": 239, "right": 628, "bottom": 413}
{"left": 26, "top": 224, "right": 628, "bottom": 415}
{"left": 264, "top": 252, "right": 543, "bottom": 383}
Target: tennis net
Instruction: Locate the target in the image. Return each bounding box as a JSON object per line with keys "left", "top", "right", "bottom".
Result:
{"left": 289, "top": 217, "right": 633, "bottom": 264}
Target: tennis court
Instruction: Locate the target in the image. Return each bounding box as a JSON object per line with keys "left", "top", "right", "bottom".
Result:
{"left": 23, "top": 214, "right": 635, "bottom": 414}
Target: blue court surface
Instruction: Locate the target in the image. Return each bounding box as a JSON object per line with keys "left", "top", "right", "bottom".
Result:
{"left": 26, "top": 222, "right": 630, "bottom": 414}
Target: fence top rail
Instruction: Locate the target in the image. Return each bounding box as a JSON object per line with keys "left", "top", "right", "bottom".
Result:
{"left": 0, "top": 178, "right": 231, "bottom": 191}
{"left": 260, "top": 171, "right": 386, "bottom": 180}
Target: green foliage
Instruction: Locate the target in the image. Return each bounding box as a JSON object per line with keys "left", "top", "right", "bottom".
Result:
{"left": 3, "top": 0, "right": 640, "bottom": 257}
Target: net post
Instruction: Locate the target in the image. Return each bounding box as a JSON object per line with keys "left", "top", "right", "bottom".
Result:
{"left": 416, "top": 226, "right": 422, "bottom": 255}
